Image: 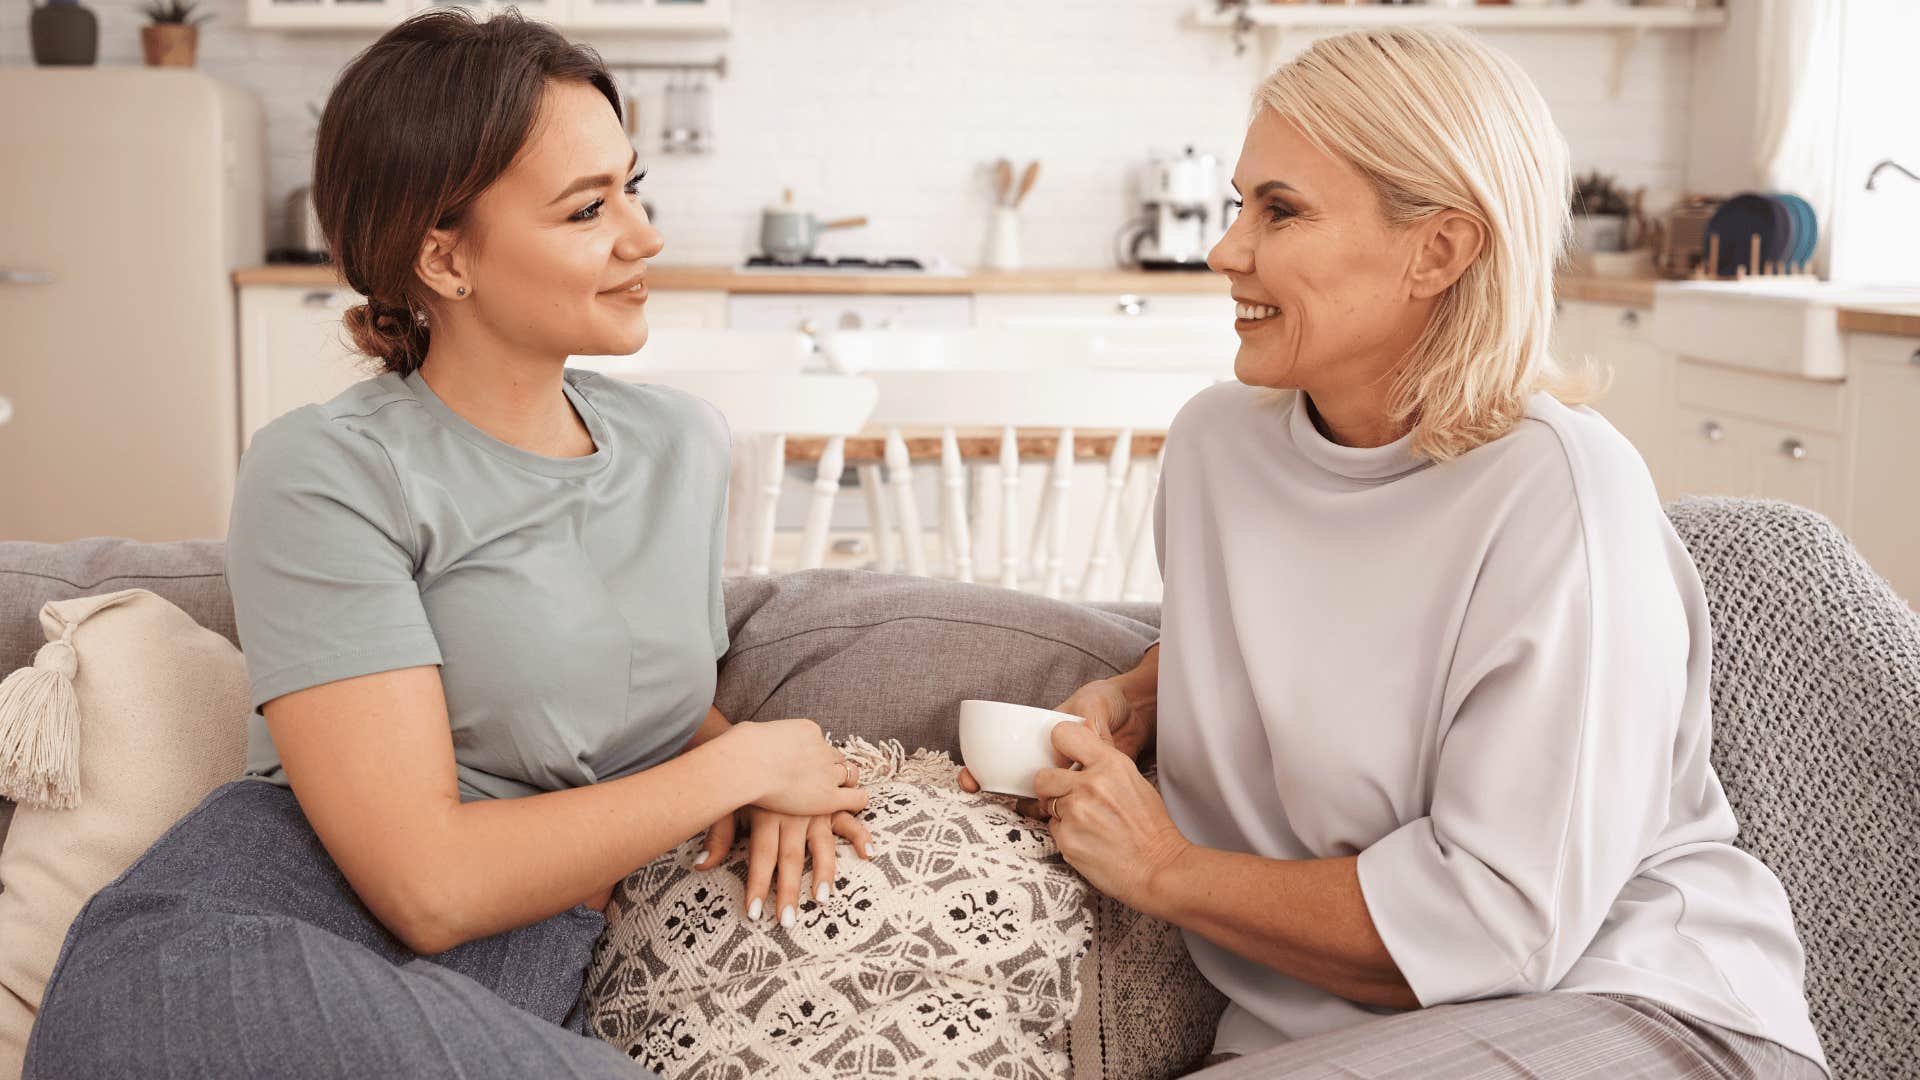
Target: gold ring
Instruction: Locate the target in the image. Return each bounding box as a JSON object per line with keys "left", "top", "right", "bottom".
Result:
{"left": 841, "top": 759, "right": 858, "bottom": 788}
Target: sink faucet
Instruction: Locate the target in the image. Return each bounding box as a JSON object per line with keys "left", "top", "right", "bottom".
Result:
{"left": 1865, "top": 159, "right": 1920, "bottom": 190}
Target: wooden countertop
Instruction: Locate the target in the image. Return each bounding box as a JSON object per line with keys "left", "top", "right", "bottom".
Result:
{"left": 1836, "top": 305, "right": 1920, "bottom": 339}
{"left": 1556, "top": 275, "right": 1656, "bottom": 307}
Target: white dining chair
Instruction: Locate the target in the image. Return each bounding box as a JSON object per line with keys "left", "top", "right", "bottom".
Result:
{"left": 598, "top": 369, "right": 878, "bottom": 576}
{"left": 862, "top": 368, "right": 1212, "bottom": 600}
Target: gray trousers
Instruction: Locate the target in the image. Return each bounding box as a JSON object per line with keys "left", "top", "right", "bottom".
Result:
{"left": 1190, "top": 991, "right": 1826, "bottom": 1079}
{"left": 24, "top": 780, "right": 645, "bottom": 1079}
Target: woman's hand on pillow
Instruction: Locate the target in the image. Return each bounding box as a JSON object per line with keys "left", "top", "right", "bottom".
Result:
{"left": 958, "top": 678, "right": 1137, "bottom": 818}
{"left": 1033, "top": 721, "right": 1192, "bottom": 911}
{"left": 694, "top": 807, "right": 871, "bottom": 926}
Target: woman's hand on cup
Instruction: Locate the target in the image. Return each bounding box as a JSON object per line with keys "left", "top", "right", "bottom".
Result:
{"left": 958, "top": 679, "right": 1133, "bottom": 819}
{"left": 1034, "top": 720, "right": 1190, "bottom": 909}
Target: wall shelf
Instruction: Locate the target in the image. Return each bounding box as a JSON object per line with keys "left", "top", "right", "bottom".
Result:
{"left": 246, "top": 0, "right": 729, "bottom": 33}
{"left": 1190, "top": 2, "right": 1727, "bottom": 97}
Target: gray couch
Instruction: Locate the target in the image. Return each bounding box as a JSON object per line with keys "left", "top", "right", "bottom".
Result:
{"left": 1, "top": 497, "right": 1914, "bottom": 1079}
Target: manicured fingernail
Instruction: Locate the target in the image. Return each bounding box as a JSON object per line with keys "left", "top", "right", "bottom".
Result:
{"left": 816, "top": 882, "right": 831, "bottom": 903}
{"left": 748, "top": 898, "right": 763, "bottom": 921}
{"left": 781, "top": 906, "right": 795, "bottom": 928}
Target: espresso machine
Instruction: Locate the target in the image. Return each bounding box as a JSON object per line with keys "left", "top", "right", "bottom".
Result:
{"left": 1117, "top": 146, "right": 1232, "bottom": 270}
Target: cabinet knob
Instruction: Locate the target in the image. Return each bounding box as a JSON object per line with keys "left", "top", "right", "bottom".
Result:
{"left": 1700, "top": 420, "right": 1724, "bottom": 443}
{"left": 836, "top": 312, "right": 864, "bottom": 331}
{"left": 1780, "top": 438, "right": 1808, "bottom": 461}
{"left": 1117, "top": 294, "right": 1146, "bottom": 317}
{"left": 1908, "top": 348, "right": 1920, "bottom": 368}
{"left": 0, "top": 394, "right": 11, "bottom": 428}
{"left": 1618, "top": 309, "right": 1640, "bottom": 328}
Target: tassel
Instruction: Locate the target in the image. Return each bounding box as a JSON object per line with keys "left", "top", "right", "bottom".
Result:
{"left": 0, "top": 634, "right": 82, "bottom": 810}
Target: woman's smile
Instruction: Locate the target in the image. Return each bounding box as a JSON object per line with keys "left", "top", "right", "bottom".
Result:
{"left": 599, "top": 272, "right": 648, "bottom": 304}
{"left": 1234, "top": 297, "right": 1282, "bottom": 329}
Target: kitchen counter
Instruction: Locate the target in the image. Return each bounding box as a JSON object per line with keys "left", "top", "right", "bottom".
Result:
{"left": 1556, "top": 274, "right": 1656, "bottom": 307}
{"left": 233, "top": 263, "right": 1658, "bottom": 303}
{"left": 1836, "top": 303, "right": 1920, "bottom": 339}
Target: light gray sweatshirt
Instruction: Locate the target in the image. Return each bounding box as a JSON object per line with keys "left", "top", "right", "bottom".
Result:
{"left": 1152, "top": 383, "right": 1826, "bottom": 1072}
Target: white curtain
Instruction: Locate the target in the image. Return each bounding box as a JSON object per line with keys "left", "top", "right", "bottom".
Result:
{"left": 1751, "top": 0, "right": 1846, "bottom": 273}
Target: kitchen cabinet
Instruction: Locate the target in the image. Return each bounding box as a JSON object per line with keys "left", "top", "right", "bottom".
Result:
{"left": 1669, "top": 359, "right": 1850, "bottom": 522}
{"left": 972, "top": 291, "right": 1230, "bottom": 329}
{"left": 1556, "top": 299, "right": 1675, "bottom": 498}
{"left": 245, "top": 0, "right": 409, "bottom": 30}
{"left": 239, "top": 287, "right": 377, "bottom": 448}
{"left": 1843, "top": 333, "right": 1920, "bottom": 603}
{"left": 566, "top": 0, "right": 728, "bottom": 32}
{"left": 726, "top": 293, "right": 974, "bottom": 339}
{"left": 415, "top": 0, "right": 568, "bottom": 25}
{"left": 247, "top": 0, "right": 726, "bottom": 31}
{"left": 239, "top": 284, "right": 732, "bottom": 444}
{"left": 1671, "top": 406, "right": 1846, "bottom": 520}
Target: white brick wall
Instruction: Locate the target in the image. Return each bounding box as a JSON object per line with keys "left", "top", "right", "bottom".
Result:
{"left": 2, "top": 0, "right": 1708, "bottom": 264}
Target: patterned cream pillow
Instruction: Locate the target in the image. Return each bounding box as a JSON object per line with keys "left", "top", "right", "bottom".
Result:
{"left": 586, "top": 738, "right": 1092, "bottom": 1079}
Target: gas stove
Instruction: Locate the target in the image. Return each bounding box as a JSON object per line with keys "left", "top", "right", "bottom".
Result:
{"left": 742, "top": 255, "right": 929, "bottom": 272}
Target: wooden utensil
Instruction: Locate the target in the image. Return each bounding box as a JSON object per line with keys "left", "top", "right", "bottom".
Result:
{"left": 993, "top": 159, "right": 1014, "bottom": 206}
{"left": 1014, "top": 160, "right": 1040, "bottom": 208}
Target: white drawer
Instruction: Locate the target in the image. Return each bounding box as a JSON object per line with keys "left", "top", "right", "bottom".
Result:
{"left": 1674, "top": 359, "right": 1847, "bottom": 435}
{"left": 1672, "top": 405, "right": 1846, "bottom": 520}
{"left": 972, "top": 291, "right": 1231, "bottom": 328}
{"left": 726, "top": 293, "right": 974, "bottom": 334}
{"left": 1578, "top": 301, "right": 1652, "bottom": 346}
{"left": 1849, "top": 332, "right": 1920, "bottom": 372}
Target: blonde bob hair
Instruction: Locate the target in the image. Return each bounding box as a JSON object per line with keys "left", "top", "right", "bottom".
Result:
{"left": 1255, "top": 27, "right": 1599, "bottom": 462}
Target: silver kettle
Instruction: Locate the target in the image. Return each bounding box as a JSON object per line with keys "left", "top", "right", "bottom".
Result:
{"left": 286, "top": 186, "right": 326, "bottom": 257}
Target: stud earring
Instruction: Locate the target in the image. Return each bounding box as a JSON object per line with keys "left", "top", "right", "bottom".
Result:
{"left": 456, "top": 286, "right": 467, "bottom": 297}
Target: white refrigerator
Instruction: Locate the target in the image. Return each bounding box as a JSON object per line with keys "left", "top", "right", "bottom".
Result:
{"left": 0, "top": 68, "right": 265, "bottom": 542}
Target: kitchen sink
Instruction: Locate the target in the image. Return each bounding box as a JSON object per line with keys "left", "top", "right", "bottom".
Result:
{"left": 1649, "top": 280, "right": 1920, "bottom": 380}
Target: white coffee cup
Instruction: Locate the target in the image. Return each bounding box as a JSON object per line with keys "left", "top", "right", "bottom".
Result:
{"left": 958, "top": 699, "right": 1078, "bottom": 798}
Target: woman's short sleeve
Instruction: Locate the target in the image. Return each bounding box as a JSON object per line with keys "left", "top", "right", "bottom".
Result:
{"left": 225, "top": 409, "right": 443, "bottom": 712}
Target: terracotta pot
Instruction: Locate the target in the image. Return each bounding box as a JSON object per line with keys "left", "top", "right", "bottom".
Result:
{"left": 140, "top": 23, "right": 197, "bottom": 68}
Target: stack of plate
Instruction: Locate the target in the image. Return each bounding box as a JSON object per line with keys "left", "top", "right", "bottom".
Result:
{"left": 1705, "top": 192, "right": 1817, "bottom": 277}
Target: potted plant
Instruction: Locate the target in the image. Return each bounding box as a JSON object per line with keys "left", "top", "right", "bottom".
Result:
{"left": 1570, "top": 170, "right": 1632, "bottom": 253}
{"left": 139, "top": 0, "right": 210, "bottom": 69}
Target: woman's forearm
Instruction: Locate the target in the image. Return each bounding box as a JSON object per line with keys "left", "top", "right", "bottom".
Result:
{"left": 1111, "top": 643, "right": 1161, "bottom": 759}
{"left": 682, "top": 703, "right": 732, "bottom": 749}
{"left": 1143, "top": 847, "right": 1418, "bottom": 1010}
{"left": 402, "top": 732, "right": 757, "bottom": 953}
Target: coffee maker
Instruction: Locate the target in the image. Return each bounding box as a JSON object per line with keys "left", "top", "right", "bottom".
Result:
{"left": 1117, "top": 147, "right": 1232, "bottom": 270}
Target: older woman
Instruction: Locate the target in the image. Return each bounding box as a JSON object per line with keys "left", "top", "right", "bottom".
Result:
{"left": 965, "top": 27, "right": 1826, "bottom": 1078}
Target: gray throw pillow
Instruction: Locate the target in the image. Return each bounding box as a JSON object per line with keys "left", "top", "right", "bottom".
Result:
{"left": 716, "top": 571, "right": 1158, "bottom": 758}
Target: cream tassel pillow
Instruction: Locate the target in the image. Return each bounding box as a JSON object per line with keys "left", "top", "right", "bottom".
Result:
{"left": 0, "top": 589, "right": 249, "bottom": 1077}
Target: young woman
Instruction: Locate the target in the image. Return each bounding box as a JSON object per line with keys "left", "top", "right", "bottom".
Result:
{"left": 965, "top": 27, "right": 1828, "bottom": 1079}
{"left": 26, "top": 12, "right": 865, "bottom": 1076}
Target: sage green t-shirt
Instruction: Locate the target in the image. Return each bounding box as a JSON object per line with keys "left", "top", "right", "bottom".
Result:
{"left": 226, "top": 367, "right": 730, "bottom": 802}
